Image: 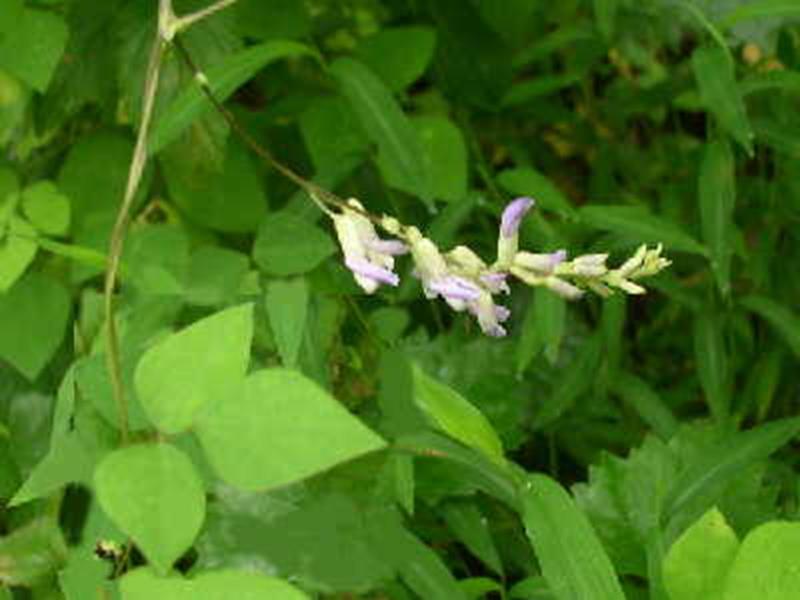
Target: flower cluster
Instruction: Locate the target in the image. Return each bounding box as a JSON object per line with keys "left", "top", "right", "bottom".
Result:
{"left": 329, "top": 196, "right": 671, "bottom": 337}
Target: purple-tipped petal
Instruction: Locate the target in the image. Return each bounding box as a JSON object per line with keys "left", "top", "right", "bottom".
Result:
{"left": 368, "top": 238, "right": 409, "bottom": 255}
{"left": 495, "top": 305, "right": 511, "bottom": 322}
{"left": 345, "top": 257, "right": 400, "bottom": 286}
{"left": 480, "top": 272, "right": 510, "bottom": 294}
{"left": 500, "top": 197, "right": 535, "bottom": 237}
{"left": 549, "top": 249, "right": 568, "bottom": 268}
{"left": 428, "top": 276, "right": 481, "bottom": 301}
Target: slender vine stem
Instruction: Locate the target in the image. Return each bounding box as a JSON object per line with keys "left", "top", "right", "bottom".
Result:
{"left": 102, "top": 3, "right": 169, "bottom": 444}
{"left": 102, "top": 0, "right": 241, "bottom": 444}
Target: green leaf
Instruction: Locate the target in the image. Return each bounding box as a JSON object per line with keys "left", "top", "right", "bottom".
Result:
{"left": 0, "top": 518, "right": 66, "bottom": 587}
{"left": 20, "top": 181, "right": 70, "bottom": 236}
{"left": 9, "top": 433, "right": 94, "bottom": 507}
{"left": 693, "top": 312, "right": 729, "bottom": 423}
{"left": 722, "top": 521, "right": 800, "bottom": 600}
{"left": 252, "top": 212, "right": 336, "bottom": 276}
{"left": 0, "top": 8, "right": 68, "bottom": 92}
{"left": 299, "top": 96, "right": 368, "bottom": 175}
{"left": 535, "top": 334, "right": 603, "bottom": 429}
{"left": 664, "top": 417, "right": 800, "bottom": 527}
{"left": 0, "top": 272, "right": 70, "bottom": 380}
{"left": 594, "top": 0, "right": 620, "bottom": 38}
{"left": 265, "top": 278, "right": 308, "bottom": 369}
{"left": 134, "top": 303, "right": 253, "bottom": 434}
{"left": 162, "top": 139, "right": 266, "bottom": 233}
{"left": 414, "top": 115, "right": 468, "bottom": 202}
{"left": 120, "top": 567, "right": 310, "bottom": 600}
{"left": 662, "top": 507, "right": 738, "bottom": 600}
{"left": 234, "top": 0, "right": 311, "bottom": 41}
{"left": 123, "top": 224, "right": 189, "bottom": 296}
{"left": 94, "top": 443, "right": 206, "bottom": 575}
{"left": 520, "top": 474, "right": 626, "bottom": 600}
{"left": 411, "top": 363, "right": 505, "bottom": 466}
{"left": 0, "top": 216, "right": 38, "bottom": 292}
{"left": 698, "top": 140, "right": 736, "bottom": 296}
{"left": 366, "top": 507, "right": 466, "bottom": 600}
{"left": 498, "top": 167, "right": 577, "bottom": 219}
{"left": 579, "top": 205, "right": 708, "bottom": 256}
{"left": 195, "top": 368, "right": 386, "bottom": 490}
{"left": 185, "top": 245, "right": 249, "bottom": 307}
{"left": 356, "top": 26, "right": 437, "bottom": 92}
{"left": 721, "top": 0, "right": 800, "bottom": 27}
{"left": 691, "top": 46, "right": 753, "bottom": 154}
{"left": 517, "top": 287, "right": 566, "bottom": 375}
{"left": 740, "top": 295, "right": 800, "bottom": 358}
{"left": 330, "top": 58, "right": 432, "bottom": 207}
{"left": 441, "top": 500, "right": 503, "bottom": 575}
{"left": 611, "top": 372, "right": 679, "bottom": 441}
{"left": 150, "top": 40, "right": 318, "bottom": 154}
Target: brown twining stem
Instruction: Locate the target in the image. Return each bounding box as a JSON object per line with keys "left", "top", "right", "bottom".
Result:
{"left": 170, "top": 37, "right": 395, "bottom": 232}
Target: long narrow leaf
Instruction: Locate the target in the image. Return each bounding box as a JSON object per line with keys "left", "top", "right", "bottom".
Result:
{"left": 330, "top": 58, "right": 432, "bottom": 208}
{"left": 521, "top": 474, "right": 626, "bottom": 600}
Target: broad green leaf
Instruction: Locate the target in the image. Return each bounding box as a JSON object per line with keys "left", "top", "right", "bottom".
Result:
{"left": 0, "top": 272, "right": 70, "bottom": 380}
{"left": 356, "top": 26, "right": 437, "bottom": 92}
{"left": 150, "top": 40, "right": 318, "bottom": 154}
{"left": 57, "top": 132, "right": 137, "bottom": 283}
{"left": 664, "top": 417, "right": 800, "bottom": 526}
{"left": 20, "top": 181, "right": 70, "bottom": 236}
{"left": 498, "top": 167, "right": 577, "bottom": 219}
{"left": 460, "top": 578, "right": 503, "bottom": 600}
{"left": 693, "top": 313, "right": 729, "bottom": 423}
{"left": 517, "top": 287, "right": 566, "bottom": 375}
{"left": 521, "top": 474, "right": 626, "bottom": 600}
{"left": 611, "top": 372, "right": 679, "bottom": 441}
{"left": 428, "top": 0, "right": 513, "bottom": 109}
{"left": 121, "top": 567, "right": 310, "bottom": 600}
{"left": 442, "top": 500, "right": 503, "bottom": 575}
{"left": 722, "top": 521, "right": 800, "bottom": 600}
{"left": 123, "top": 224, "right": 189, "bottom": 296}
{"left": 234, "top": 0, "right": 311, "bottom": 41}
{"left": 185, "top": 245, "right": 249, "bottom": 307}
{"left": 740, "top": 295, "right": 800, "bottom": 358}
{"left": 0, "top": 518, "right": 66, "bottom": 587}
{"left": 579, "top": 205, "right": 707, "bottom": 256}
{"left": 198, "top": 489, "right": 392, "bottom": 592}
{"left": 195, "top": 368, "right": 386, "bottom": 490}
{"left": 94, "top": 443, "right": 206, "bottom": 574}
{"left": 265, "top": 278, "right": 308, "bottom": 369}
{"left": 162, "top": 139, "right": 266, "bottom": 233}
{"left": 134, "top": 303, "right": 253, "bottom": 434}
{"left": 9, "top": 433, "right": 94, "bottom": 507}
{"left": 699, "top": 140, "right": 735, "bottom": 296}
{"left": 330, "top": 58, "right": 432, "bottom": 207}
{"left": 0, "top": 8, "right": 68, "bottom": 92}
{"left": 366, "top": 508, "right": 466, "bottom": 600}
{"left": 0, "top": 216, "right": 37, "bottom": 292}
{"left": 662, "top": 507, "right": 738, "bottom": 600}
{"left": 721, "top": 1, "right": 800, "bottom": 27}
{"left": 691, "top": 46, "right": 753, "bottom": 154}
{"left": 411, "top": 364, "right": 505, "bottom": 465}
{"left": 299, "top": 96, "right": 368, "bottom": 174}
{"left": 414, "top": 115, "right": 468, "bottom": 202}
{"left": 253, "top": 212, "right": 336, "bottom": 276}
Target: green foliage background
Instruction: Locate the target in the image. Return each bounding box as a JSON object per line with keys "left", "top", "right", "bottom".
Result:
{"left": 2, "top": 0, "right": 800, "bottom": 599}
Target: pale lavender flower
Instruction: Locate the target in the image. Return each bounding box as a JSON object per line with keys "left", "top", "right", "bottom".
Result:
{"left": 497, "top": 197, "right": 536, "bottom": 268}
{"left": 407, "top": 227, "right": 511, "bottom": 336}
{"left": 333, "top": 199, "right": 408, "bottom": 293}
{"left": 513, "top": 249, "right": 567, "bottom": 274}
